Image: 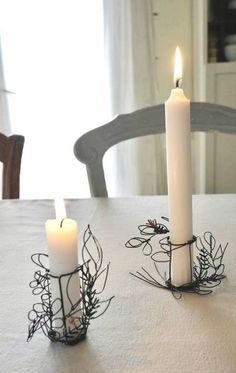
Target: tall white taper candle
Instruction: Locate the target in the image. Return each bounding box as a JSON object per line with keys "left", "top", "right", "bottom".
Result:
{"left": 164, "top": 47, "right": 193, "bottom": 286}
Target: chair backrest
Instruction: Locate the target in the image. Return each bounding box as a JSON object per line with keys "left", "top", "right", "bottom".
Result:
{"left": 0, "top": 133, "right": 25, "bottom": 199}
{"left": 74, "top": 102, "right": 236, "bottom": 197}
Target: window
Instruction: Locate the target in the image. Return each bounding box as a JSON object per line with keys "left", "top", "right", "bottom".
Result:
{"left": 0, "top": 0, "right": 108, "bottom": 198}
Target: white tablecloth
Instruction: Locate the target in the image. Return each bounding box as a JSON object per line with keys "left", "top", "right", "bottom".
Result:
{"left": 0, "top": 195, "right": 236, "bottom": 373}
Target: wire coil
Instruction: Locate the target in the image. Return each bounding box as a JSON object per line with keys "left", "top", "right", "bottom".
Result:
{"left": 27, "top": 225, "right": 114, "bottom": 345}
{"left": 125, "top": 218, "right": 227, "bottom": 298}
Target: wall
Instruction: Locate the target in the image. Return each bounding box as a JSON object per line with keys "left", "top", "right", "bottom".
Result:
{"left": 152, "top": 0, "right": 193, "bottom": 102}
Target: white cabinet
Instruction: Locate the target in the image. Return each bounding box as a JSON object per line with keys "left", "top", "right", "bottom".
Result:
{"left": 205, "top": 62, "right": 236, "bottom": 193}
{"left": 193, "top": 0, "right": 236, "bottom": 193}
{"left": 206, "top": 62, "right": 236, "bottom": 104}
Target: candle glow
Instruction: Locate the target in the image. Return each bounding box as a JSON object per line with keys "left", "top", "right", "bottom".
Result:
{"left": 55, "top": 198, "right": 67, "bottom": 219}
{"left": 174, "top": 46, "right": 183, "bottom": 88}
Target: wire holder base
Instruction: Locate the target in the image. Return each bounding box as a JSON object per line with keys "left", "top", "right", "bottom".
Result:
{"left": 125, "top": 218, "right": 227, "bottom": 298}
{"left": 27, "top": 225, "right": 114, "bottom": 345}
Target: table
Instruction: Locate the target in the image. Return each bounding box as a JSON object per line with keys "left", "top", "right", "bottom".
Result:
{"left": 0, "top": 195, "right": 236, "bottom": 373}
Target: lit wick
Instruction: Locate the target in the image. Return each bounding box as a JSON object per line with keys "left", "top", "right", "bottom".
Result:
{"left": 60, "top": 218, "right": 66, "bottom": 228}
{"left": 175, "top": 78, "right": 182, "bottom": 88}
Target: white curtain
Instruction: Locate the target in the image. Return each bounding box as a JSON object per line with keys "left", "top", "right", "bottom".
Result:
{"left": 103, "top": 0, "right": 167, "bottom": 196}
{"left": 0, "top": 39, "right": 10, "bottom": 135}
{"left": 0, "top": 0, "right": 108, "bottom": 199}
{"left": 0, "top": 38, "right": 11, "bottom": 197}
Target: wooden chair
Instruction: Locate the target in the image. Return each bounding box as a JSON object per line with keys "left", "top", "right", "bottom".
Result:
{"left": 0, "top": 133, "right": 25, "bottom": 199}
{"left": 74, "top": 102, "right": 236, "bottom": 197}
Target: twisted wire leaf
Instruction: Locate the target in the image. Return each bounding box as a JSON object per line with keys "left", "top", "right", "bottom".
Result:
{"left": 126, "top": 220, "right": 227, "bottom": 297}
{"left": 27, "top": 225, "right": 114, "bottom": 345}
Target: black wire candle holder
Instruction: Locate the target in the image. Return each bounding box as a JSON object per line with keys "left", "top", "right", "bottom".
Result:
{"left": 27, "top": 225, "right": 114, "bottom": 345}
{"left": 125, "top": 218, "right": 227, "bottom": 298}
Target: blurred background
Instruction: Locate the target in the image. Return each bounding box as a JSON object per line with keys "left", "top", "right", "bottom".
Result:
{"left": 0, "top": 0, "right": 235, "bottom": 198}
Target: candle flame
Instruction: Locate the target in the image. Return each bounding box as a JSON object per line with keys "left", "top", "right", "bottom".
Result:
{"left": 174, "top": 46, "right": 183, "bottom": 88}
{"left": 54, "top": 198, "right": 67, "bottom": 219}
